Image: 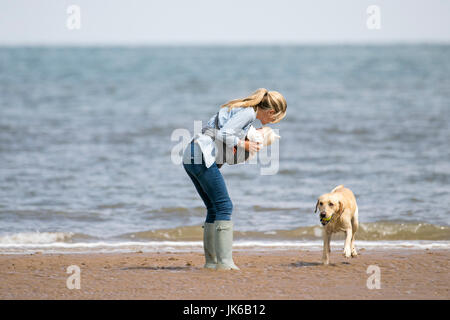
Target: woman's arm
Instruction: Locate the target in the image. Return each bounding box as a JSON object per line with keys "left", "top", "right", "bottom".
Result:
{"left": 238, "top": 139, "right": 262, "bottom": 153}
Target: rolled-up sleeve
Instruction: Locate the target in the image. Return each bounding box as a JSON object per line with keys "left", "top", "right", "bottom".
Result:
{"left": 212, "top": 107, "right": 256, "bottom": 147}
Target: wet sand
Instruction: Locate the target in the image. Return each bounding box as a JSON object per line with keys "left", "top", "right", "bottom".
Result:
{"left": 0, "top": 249, "right": 448, "bottom": 299}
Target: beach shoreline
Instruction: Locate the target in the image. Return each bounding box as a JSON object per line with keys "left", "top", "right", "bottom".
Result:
{"left": 1, "top": 248, "right": 448, "bottom": 300}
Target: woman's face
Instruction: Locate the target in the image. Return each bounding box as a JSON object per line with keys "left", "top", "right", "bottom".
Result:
{"left": 257, "top": 108, "right": 275, "bottom": 125}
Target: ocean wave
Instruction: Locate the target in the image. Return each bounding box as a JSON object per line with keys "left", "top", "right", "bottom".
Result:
{"left": 120, "top": 225, "right": 202, "bottom": 241}
{"left": 268, "top": 221, "right": 450, "bottom": 241}
{"left": 0, "top": 232, "right": 75, "bottom": 244}
{"left": 0, "top": 221, "right": 448, "bottom": 249}
{"left": 0, "top": 240, "right": 448, "bottom": 255}
{"left": 118, "top": 221, "right": 450, "bottom": 241}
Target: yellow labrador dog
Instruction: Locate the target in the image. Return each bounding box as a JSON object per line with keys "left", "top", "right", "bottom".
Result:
{"left": 315, "top": 185, "right": 359, "bottom": 265}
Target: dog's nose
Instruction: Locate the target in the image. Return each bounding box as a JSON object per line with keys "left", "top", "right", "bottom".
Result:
{"left": 320, "top": 213, "right": 326, "bottom": 218}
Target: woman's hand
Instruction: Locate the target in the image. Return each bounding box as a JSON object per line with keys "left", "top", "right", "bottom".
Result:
{"left": 238, "top": 139, "right": 261, "bottom": 153}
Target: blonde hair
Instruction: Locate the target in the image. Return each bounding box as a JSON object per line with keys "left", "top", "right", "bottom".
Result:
{"left": 220, "top": 88, "right": 287, "bottom": 124}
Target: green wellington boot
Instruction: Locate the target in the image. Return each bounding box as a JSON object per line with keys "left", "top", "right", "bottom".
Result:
{"left": 203, "top": 223, "right": 217, "bottom": 269}
{"left": 214, "top": 220, "right": 240, "bottom": 270}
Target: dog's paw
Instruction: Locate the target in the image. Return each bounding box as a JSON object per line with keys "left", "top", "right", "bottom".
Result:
{"left": 322, "top": 260, "right": 329, "bottom": 265}
{"left": 351, "top": 249, "right": 358, "bottom": 257}
{"left": 343, "top": 248, "right": 351, "bottom": 258}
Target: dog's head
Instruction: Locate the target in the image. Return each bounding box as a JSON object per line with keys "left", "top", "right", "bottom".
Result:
{"left": 315, "top": 193, "right": 343, "bottom": 226}
{"left": 248, "top": 126, "right": 280, "bottom": 147}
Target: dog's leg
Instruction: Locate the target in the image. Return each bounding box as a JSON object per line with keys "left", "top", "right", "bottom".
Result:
{"left": 322, "top": 230, "right": 331, "bottom": 265}
{"left": 351, "top": 229, "right": 357, "bottom": 257}
{"left": 343, "top": 228, "right": 352, "bottom": 258}
{"left": 351, "top": 207, "right": 359, "bottom": 257}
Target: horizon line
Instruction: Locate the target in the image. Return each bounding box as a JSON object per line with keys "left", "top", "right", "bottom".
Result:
{"left": 1, "top": 40, "right": 449, "bottom": 47}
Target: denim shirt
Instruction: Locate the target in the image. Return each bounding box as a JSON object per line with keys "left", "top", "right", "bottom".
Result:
{"left": 194, "top": 107, "right": 257, "bottom": 168}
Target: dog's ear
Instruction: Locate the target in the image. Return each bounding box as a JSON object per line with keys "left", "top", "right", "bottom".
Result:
{"left": 314, "top": 199, "right": 319, "bottom": 213}
{"left": 338, "top": 201, "right": 344, "bottom": 215}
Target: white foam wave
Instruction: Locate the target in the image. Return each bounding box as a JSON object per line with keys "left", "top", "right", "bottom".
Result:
{"left": 0, "top": 240, "right": 448, "bottom": 254}
{"left": 0, "top": 232, "right": 74, "bottom": 245}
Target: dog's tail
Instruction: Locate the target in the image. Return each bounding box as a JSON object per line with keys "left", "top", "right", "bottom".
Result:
{"left": 331, "top": 185, "right": 344, "bottom": 193}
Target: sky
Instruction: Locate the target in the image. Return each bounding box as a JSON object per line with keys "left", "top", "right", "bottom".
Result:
{"left": 1, "top": 0, "right": 449, "bottom": 45}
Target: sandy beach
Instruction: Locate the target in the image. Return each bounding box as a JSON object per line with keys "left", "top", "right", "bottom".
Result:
{"left": 0, "top": 248, "right": 448, "bottom": 300}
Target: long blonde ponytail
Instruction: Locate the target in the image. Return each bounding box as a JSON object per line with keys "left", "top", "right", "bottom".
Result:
{"left": 220, "top": 88, "right": 287, "bottom": 124}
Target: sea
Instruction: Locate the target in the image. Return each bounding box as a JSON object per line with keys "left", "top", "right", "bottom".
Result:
{"left": 0, "top": 45, "right": 449, "bottom": 254}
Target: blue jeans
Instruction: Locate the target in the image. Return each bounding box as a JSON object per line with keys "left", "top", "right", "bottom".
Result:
{"left": 183, "top": 140, "right": 233, "bottom": 223}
